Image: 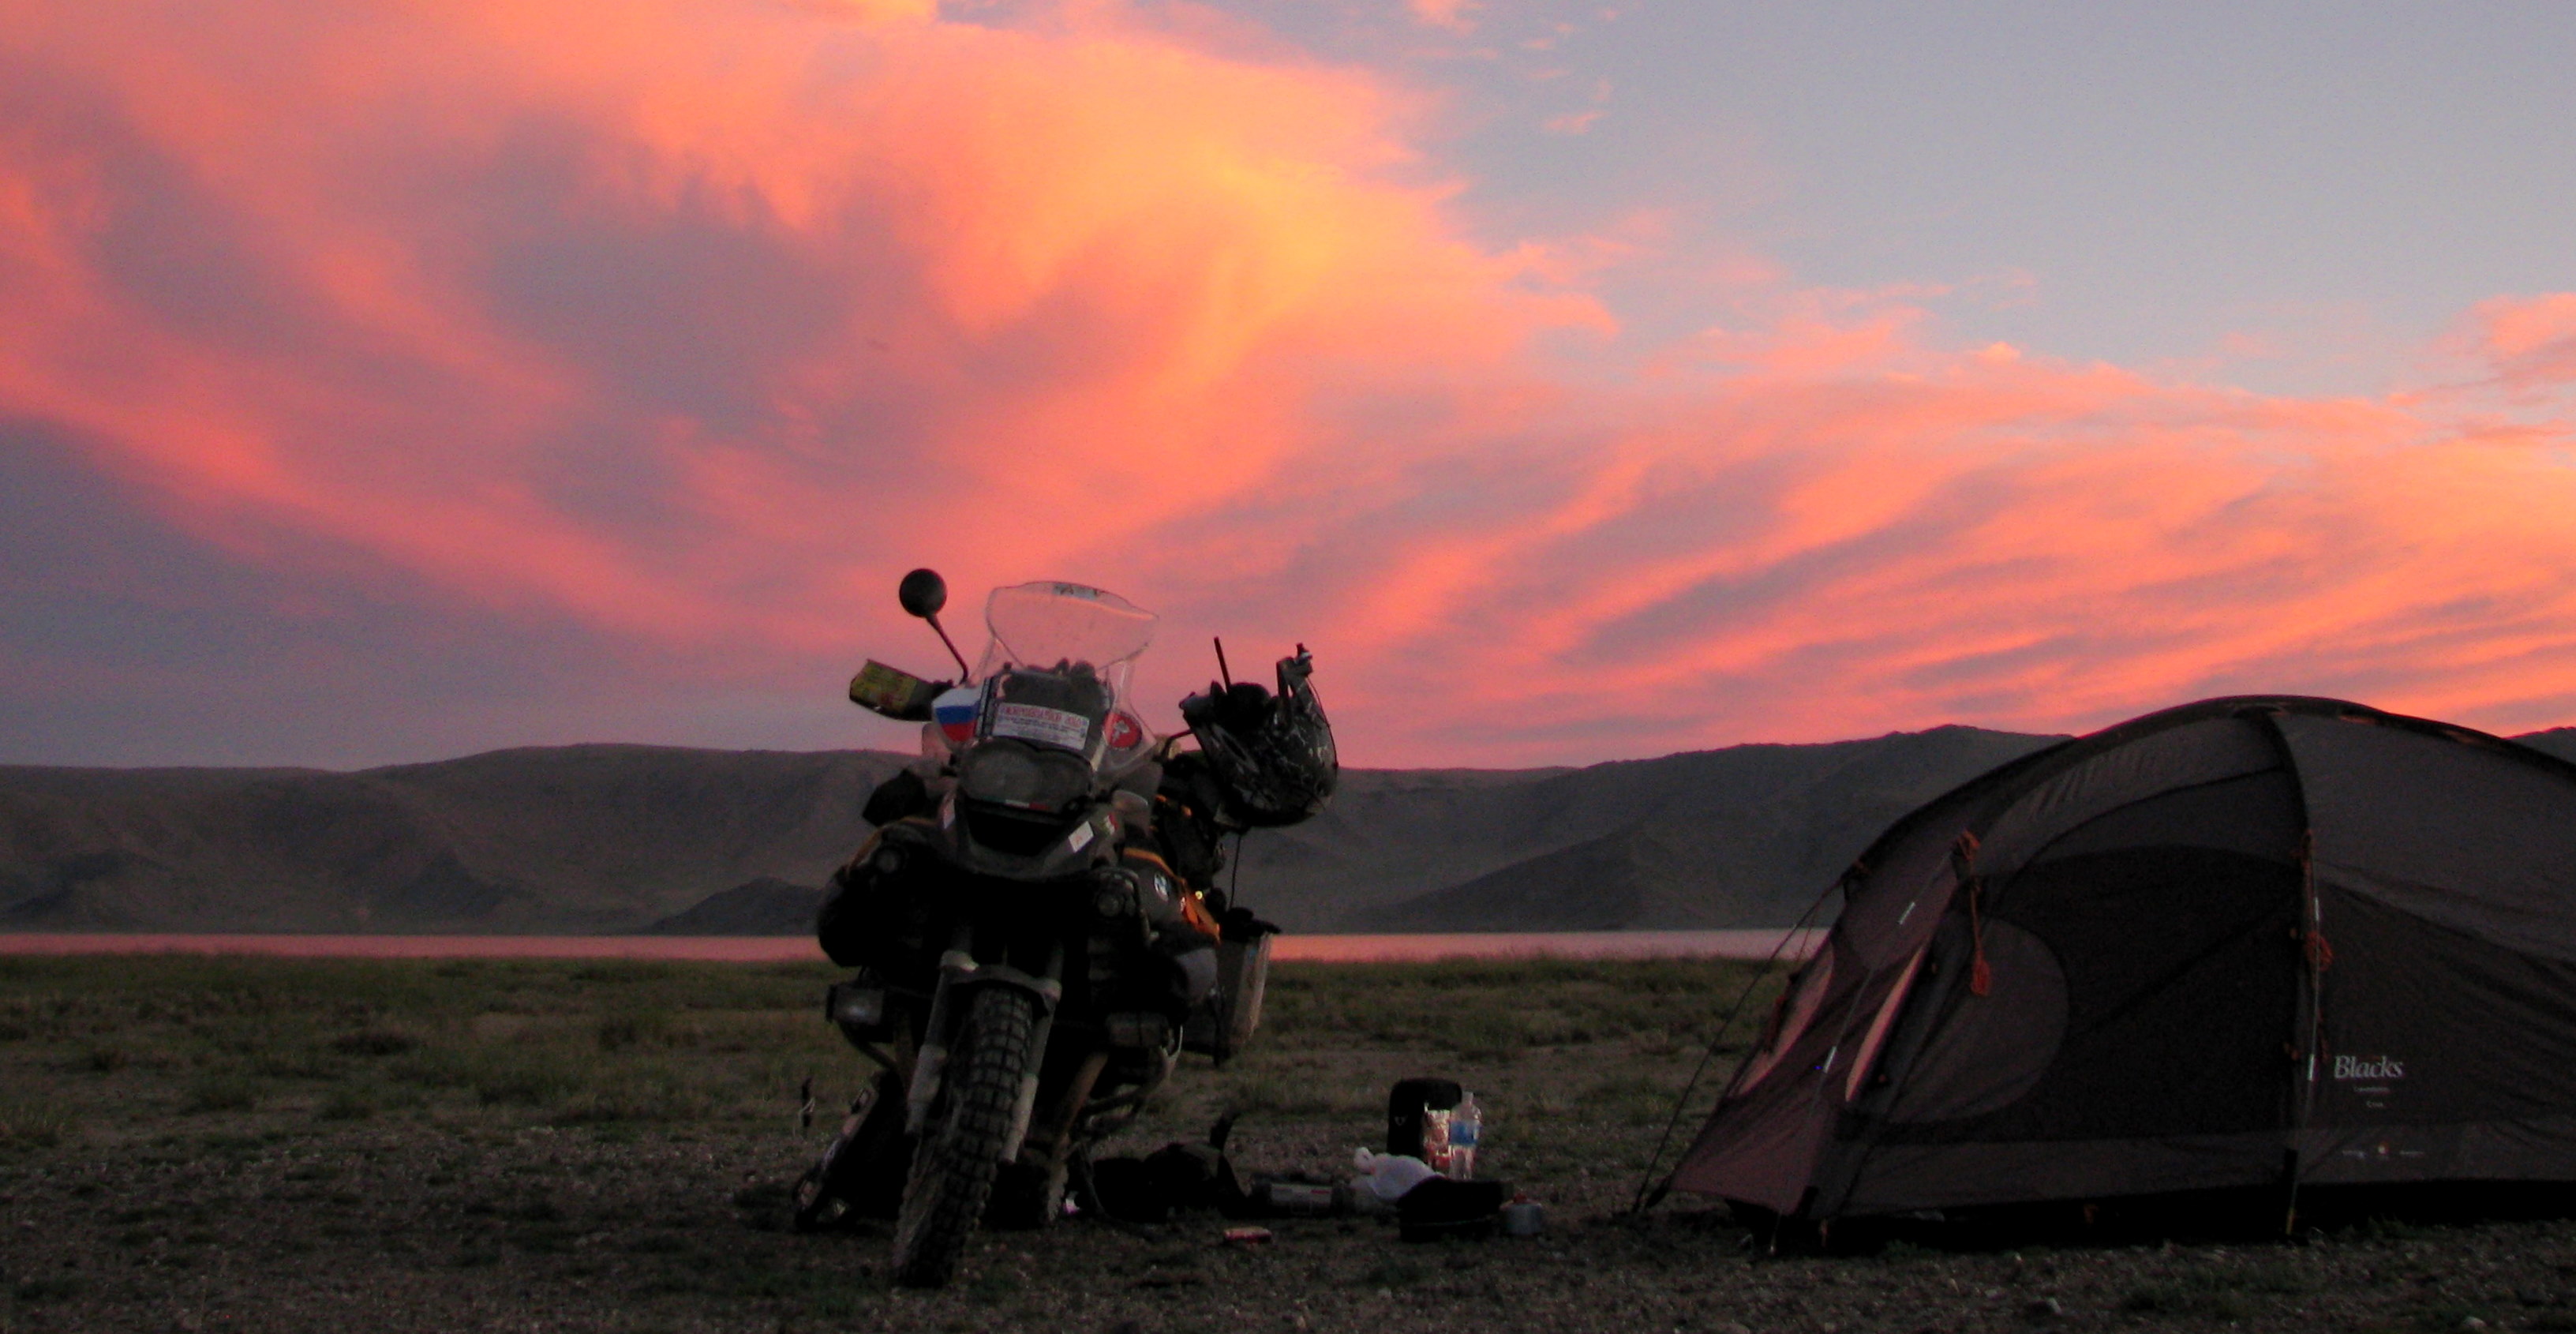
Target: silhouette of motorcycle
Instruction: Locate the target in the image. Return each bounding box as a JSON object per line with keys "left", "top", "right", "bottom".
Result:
{"left": 796, "top": 570, "right": 1332, "bottom": 1287}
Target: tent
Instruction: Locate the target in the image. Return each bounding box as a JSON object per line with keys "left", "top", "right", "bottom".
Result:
{"left": 1666, "top": 695, "right": 2576, "bottom": 1227}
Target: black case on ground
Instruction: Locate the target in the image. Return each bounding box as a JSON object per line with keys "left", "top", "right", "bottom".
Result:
{"left": 1386, "top": 1077, "right": 1462, "bottom": 1160}
{"left": 1397, "top": 1177, "right": 1510, "bottom": 1242}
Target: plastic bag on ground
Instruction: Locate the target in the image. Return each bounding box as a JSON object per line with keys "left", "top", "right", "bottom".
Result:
{"left": 1350, "top": 1148, "right": 1436, "bottom": 1209}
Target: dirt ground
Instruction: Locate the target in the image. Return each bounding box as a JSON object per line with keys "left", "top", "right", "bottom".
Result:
{"left": 5, "top": 955, "right": 2574, "bottom": 1332}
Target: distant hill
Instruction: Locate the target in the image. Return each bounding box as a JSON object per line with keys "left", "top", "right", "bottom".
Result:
{"left": 1330, "top": 726, "right": 2058, "bottom": 931}
{"left": 0, "top": 746, "right": 904, "bottom": 933}
{"left": 2521, "top": 728, "right": 2576, "bottom": 765}
{"left": 638, "top": 877, "right": 824, "bottom": 935}
{"left": 7, "top": 721, "right": 2569, "bottom": 935}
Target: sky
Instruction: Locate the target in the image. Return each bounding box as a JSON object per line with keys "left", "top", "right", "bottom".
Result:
{"left": 2, "top": 0, "right": 2573, "bottom": 770}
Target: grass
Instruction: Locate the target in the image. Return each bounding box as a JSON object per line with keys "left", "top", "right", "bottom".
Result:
{"left": 11, "top": 1276, "right": 88, "bottom": 1303}
{"left": 1579, "top": 1073, "right": 1692, "bottom": 1126}
{"left": 1258, "top": 957, "right": 1777, "bottom": 1055}
{"left": 17, "top": 951, "right": 2575, "bottom": 1334}
{"left": 1357, "top": 1257, "right": 1426, "bottom": 1287}
{"left": 0, "top": 1096, "right": 74, "bottom": 1148}
{"left": 0, "top": 946, "right": 1793, "bottom": 1287}
{"left": 0, "top": 954, "right": 864, "bottom": 1137}
{"left": 0, "top": 953, "right": 1786, "bottom": 1167}
{"left": 182, "top": 1074, "right": 263, "bottom": 1114}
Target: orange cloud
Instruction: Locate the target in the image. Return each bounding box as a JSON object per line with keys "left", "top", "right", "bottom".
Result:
{"left": 2470, "top": 293, "right": 2576, "bottom": 395}
{"left": 1189, "top": 331, "right": 2576, "bottom": 760}
{"left": 2, "top": 0, "right": 2574, "bottom": 766}
{"left": 0, "top": 0, "right": 1583, "bottom": 639}
{"left": 1406, "top": 0, "right": 1482, "bottom": 33}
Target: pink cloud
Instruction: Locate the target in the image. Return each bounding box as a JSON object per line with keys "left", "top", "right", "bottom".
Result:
{"left": 1406, "top": 0, "right": 1482, "bottom": 33}
{"left": 2469, "top": 292, "right": 2576, "bottom": 395}
{"left": 2, "top": 0, "right": 2574, "bottom": 767}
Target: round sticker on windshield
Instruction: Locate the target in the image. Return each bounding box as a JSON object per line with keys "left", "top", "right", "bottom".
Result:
{"left": 1106, "top": 711, "right": 1144, "bottom": 750}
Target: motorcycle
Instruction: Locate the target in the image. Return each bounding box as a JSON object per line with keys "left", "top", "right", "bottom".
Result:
{"left": 793, "top": 569, "right": 1334, "bottom": 1287}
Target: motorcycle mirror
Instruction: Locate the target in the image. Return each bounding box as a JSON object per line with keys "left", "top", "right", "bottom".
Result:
{"left": 897, "top": 568, "right": 973, "bottom": 681}
{"left": 897, "top": 568, "right": 948, "bottom": 620}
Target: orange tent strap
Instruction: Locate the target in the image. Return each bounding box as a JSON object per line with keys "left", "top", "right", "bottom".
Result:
{"left": 1954, "top": 830, "right": 1992, "bottom": 997}
{"left": 1968, "top": 879, "right": 1994, "bottom": 998}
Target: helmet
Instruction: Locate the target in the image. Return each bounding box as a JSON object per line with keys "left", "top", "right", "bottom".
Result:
{"left": 1180, "top": 646, "right": 1338, "bottom": 827}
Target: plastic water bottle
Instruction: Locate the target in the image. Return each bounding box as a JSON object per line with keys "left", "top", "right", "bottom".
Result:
{"left": 1449, "top": 1092, "right": 1481, "bottom": 1179}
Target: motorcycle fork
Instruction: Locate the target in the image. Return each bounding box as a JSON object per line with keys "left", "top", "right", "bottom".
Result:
{"left": 902, "top": 925, "right": 974, "bottom": 1135}
{"left": 903, "top": 925, "right": 1066, "bottom": 1162}
{"left": 1003, "top": 943, "right": 1066, "bottom": 1163}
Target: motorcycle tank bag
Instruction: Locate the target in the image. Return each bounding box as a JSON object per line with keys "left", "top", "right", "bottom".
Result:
{"left": 1178, "top": 647, "right": 1338, "bottom": 828}
{"left": 862, "top": 768, "right": 934, "bottom": 826}
{"left": 815, "top": 826, "right": 934, "bottom": 970}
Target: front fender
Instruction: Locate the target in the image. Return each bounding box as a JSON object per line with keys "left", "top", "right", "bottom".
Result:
{"left": 936, "top": 954, "right": 1064, "bottom": 1019}
{"left": 904, "top": 944, "right": 1068, "bottom": 1141}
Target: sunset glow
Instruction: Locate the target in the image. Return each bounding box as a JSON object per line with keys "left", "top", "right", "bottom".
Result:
{"left": 3, "top": 0, "right": 2573, "bottom": 766}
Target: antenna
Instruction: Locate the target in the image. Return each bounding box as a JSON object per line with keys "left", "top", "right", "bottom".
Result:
{"left": 1213, "top": 636, "right": 1234, "bottom": 689}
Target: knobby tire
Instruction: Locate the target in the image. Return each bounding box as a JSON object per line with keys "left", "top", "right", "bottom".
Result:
{"left": 890, "top": 986, "right": 1035, "bottom": 1288}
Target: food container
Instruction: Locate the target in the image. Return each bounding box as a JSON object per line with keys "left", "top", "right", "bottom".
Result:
{"left": 1386, "top": 1078, "right": 1462, "bottom": 1160}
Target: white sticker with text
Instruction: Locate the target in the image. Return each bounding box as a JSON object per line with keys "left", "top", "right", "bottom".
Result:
{"left": 991, "top": 703, "right": 1091, "bottom": 750}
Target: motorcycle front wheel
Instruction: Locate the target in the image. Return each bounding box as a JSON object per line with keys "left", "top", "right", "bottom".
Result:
{"left": 889, "top": 985, "right": 1035, "bottom": 1288}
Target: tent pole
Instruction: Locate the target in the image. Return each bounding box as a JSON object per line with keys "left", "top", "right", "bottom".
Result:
{"left": 2283, "top": 826, "right": 2323, "bottom": 1238}
{"left": 1625, "top": 877, "right": 1842, "bottom": 1216}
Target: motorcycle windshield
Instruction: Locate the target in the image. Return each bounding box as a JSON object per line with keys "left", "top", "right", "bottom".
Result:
{"left": 975, "top": 582, "right": 1158, "bottom": 710}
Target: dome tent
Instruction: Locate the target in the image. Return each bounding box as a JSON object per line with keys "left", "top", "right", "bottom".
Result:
{"left": 1664, "top": 696, "right": 2576, "bottom": 1229}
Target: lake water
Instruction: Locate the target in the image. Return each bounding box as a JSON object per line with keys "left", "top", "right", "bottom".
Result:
{"left": 0, "top": 929, "right": 1822, "bottom": 963}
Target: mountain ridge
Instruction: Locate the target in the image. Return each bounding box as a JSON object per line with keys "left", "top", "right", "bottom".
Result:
{"left": 0, "top": 745, "right": 906, "bottom": 933}
{"left": 7, "top": 721, "right": 2570, "bottom": 935}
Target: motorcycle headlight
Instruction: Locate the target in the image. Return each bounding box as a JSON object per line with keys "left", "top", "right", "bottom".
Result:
{"left": 825, "top": 983, "right": 890, "bottom": 1040}
{"left": 958, "top": 740, "right": 1091, "bottom": 813}
{"left": 1091, "top": 868, "right": 1137, "bottom": 917}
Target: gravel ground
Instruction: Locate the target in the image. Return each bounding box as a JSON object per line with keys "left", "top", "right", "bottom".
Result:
{"left": 6, "top": 956, "right": 2575, "bottom": 1332}
{"left": 9, "top": 1109, "right": 2576, "bottom": 1333}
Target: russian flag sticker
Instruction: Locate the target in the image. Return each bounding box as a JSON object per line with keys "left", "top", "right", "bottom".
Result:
{"left": 933, "top": 687, "right": 981, "bottom": 748}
